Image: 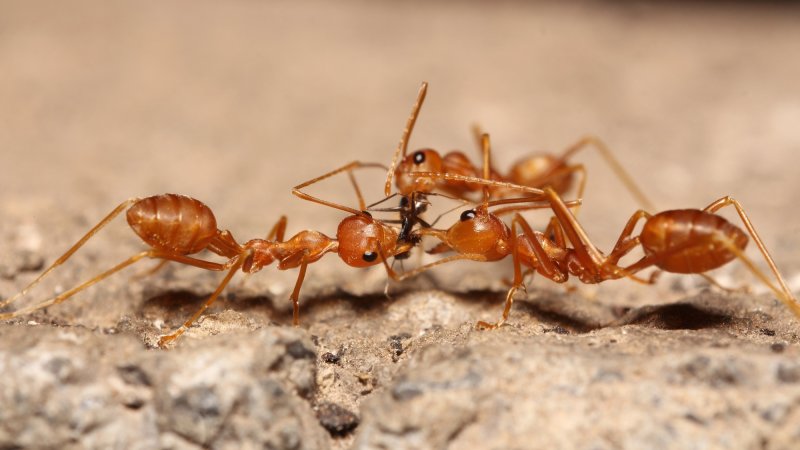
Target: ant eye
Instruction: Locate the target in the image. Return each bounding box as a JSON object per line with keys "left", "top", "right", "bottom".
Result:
{"left": 460, "top": 209, "right": 476, "bottom": 221}
{"left": 361, "top": 211, "right": 372, "bottom": 218}
{"left": 362, "top": 251, "right": 378, "bottom": 262}
{"left": 413, "top": 151, "right": 426, "bottom": 164}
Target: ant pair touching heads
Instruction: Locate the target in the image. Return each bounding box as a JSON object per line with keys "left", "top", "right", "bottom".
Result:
{"left": 1, "top": 82, "right": 798, "bottom": 347}
{"left": 313, "top": 81, "right": 800, "bottom": 329}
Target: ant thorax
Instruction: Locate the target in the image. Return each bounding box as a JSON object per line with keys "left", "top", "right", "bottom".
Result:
{"left": 243, "top": 231, "right": 336, "bottom": 273}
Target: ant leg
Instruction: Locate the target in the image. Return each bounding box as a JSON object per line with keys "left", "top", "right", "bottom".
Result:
{"left": 544, "top": 216, "right": 566, "bottom": 248}
{"left": 293, "top": 161, "right": 388, "bottom": 215}
{"left": 538, "top": 187, "right": 607, "bottom": 272}
{"left": 0, "top": 198, "right": 140, "bottom": 309}
{"left": 479, "top": 214, "right": 571, "bottom": 329}
{"left": 266, "top": 216, "right": 288, "bottom": 242}
{"left": 205, "top": 230, "right": 243, "bottom": 259}
{"left": 537, "top": 187, "right": 647, "bottom": 283}
{"left": 131, "top": 260, "right": 171, "bottom": 281}
{"left": 385, "top": 81, "right": 428, "bottom": 196}
{"left": 289, "top": 263, "right": 309, "bottom": 326}
{"left": 157, "top": 252, "right": 248, "bottom": 347}
{"left": 477, "top": 215, "right": 526, "bottom": 330}
{"left": 559, "top": 136, "right": 655, "bottom": 211}
{"left": 563, "top": 164, "right": 586, "bottom": 215}
{"left": 511, "top": 214, "right": 570, "bottom": 283}
{"left": 0, "top": 250, "right": 233, "bottom": 321}
{"left": 347, "top": 170, "right": 366, "bottom": 211}
{"left": 490, "top": 198, "right": 583, "bottom": 218}
{"left": 607, "top": 210, "right": 651, "bottom": 264}
{"left": 470, "top": 123, "right": 487, "bottom": 158}
{"left": 0, "top": 250, "right": 153, "bottom": 319}
{"left": 698, "top": 273, "right": 750, "bottom": 294}
{"left": 379, "top": 253, "right": 488, "bottom": 282}
{"left": 702, "top": 197, "right": 800, "bottom": 317}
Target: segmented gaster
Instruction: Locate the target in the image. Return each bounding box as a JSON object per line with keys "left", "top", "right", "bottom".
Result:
{"left": 640, "top": 209, "right": 748, "bottom": 274}
{"left": 126, "top": 194, "right": 218, "bottom": 254}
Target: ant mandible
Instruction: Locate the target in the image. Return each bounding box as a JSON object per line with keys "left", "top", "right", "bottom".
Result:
{"left": 0, "top": 187, "right": 415, "bottom": 347}
{"left": 381, "top": 133, "right": 800, "bottom": 329}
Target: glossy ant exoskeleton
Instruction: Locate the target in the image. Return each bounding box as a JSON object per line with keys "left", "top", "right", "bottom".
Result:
{"left": 380, "top": 134, "right": 800, "bottom": 328}
{"left": 384, "top": 82, "right": 654, "bottom": 210}
{"left": 0, "top": 190, "right": 415, "bottom": 347}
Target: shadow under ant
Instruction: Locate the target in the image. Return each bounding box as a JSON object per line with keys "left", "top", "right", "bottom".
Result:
{"left": 610, "top": 302, "right": 734, "bottom": 331}
{"left": 137, "top": 286, "right": 751, "bottom": 335}
{"left": 139, "top": 289, "right": 398, "bottom": 328}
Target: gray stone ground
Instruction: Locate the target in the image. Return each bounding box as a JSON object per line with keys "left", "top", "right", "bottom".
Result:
{"left": 1, "top": 1, "right": 800, "bottom": 449}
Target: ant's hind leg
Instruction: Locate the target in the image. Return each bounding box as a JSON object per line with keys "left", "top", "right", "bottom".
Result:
{"left": 0, "top": 249, "right": 153, "bottom": 320}
{"left": 703, "top": 197, "right": 800, "bottom": 318}
{"left": 0, "top": 250, "right": 231, "bottom": 321}
{"left": 157, "top": 253, "right": 248, "bottom": 347}
{"left": 0, "top": 198, "right": 140, "bottom": 309}
{"left": 560, "top": 136, "right": 655, "bottom": 211}
{"left": 698, "top": 273, "right": 750, "bottom": 294}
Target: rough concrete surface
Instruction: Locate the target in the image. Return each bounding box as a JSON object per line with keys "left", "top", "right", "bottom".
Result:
{"left": 1, "top": 1, "right": 800, "bottom": 449}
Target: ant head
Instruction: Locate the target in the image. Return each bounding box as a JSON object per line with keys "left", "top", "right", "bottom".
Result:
{"left": 336, "top": 213, "right": 399, "bottom": 268}
{"left": 394, "top": 149, "right": 444, "bottom": 195}
{"left": 446, "top": 207, "right": 510, "bottom": 260}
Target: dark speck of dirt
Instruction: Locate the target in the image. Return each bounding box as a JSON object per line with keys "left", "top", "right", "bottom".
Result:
{"left": 17, "top": 250, "right": 45, "bottom": 273}
{"left": 316, "top": 402, "right": 359, "bottom": 436}
{"left": 286, "top": 340, "right": 315, "bottom": 360}
{"left": 684, "top": 413, "right": 706, "bottom": 426}
{"left": 321, "top": 352, "right": 340, "bottom": 364}
{"left": 760, "top": 328, "right": 776, "bottom": 337}
{"left": 777, "top": 364, "right": 800, "bottom": 383}
{"left": 771, "top": 343, "right": 786, "bottom": 353}
{"left": 544, "top": 326, "right": 569, "bottom": 335}
{"left": 392, "top": 382, "right": 423, "bottom": 401}
{"left": 389, "top": 333, "right": 412, "bottom": 362}
{"left": 117, "top": 364, "right": 152, "bottom": 386}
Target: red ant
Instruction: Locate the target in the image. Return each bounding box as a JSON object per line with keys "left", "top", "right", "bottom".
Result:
{"left": 0, "top": 188, "right": 415, "bottom": 347}
{"left": 380, "top": 133, "right": 800, "bottom": 329}
{"left": 384, "top": 82, "right": 654, "bottom": 211}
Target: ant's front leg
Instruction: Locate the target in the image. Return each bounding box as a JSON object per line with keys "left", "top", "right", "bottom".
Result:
{"left": 477, "top": 214, "right": 567, "bottom": 330}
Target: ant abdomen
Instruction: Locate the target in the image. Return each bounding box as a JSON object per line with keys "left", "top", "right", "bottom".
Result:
{"left": 126, "top": 194, "right": 218, "bottom": 254}
{"left": 640, "top": 209, "right": 749, "bottom": 274}
{"left": 508, "top": 154, "right": 573, "bottom": 195}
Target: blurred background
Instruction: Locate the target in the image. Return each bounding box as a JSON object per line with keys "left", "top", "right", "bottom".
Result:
{"left": 1, "top": 0, "right": 799, "bottom": 307}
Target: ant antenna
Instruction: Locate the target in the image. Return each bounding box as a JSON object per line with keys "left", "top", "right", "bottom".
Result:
{"left": 385, "top": 82, "right": 428, "bottom": 196}
{"left": 480, "top": 133, "right": 492, "bottom": 210}
{"left": 292, "top": 161, "right": 386, "bottom": 216}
